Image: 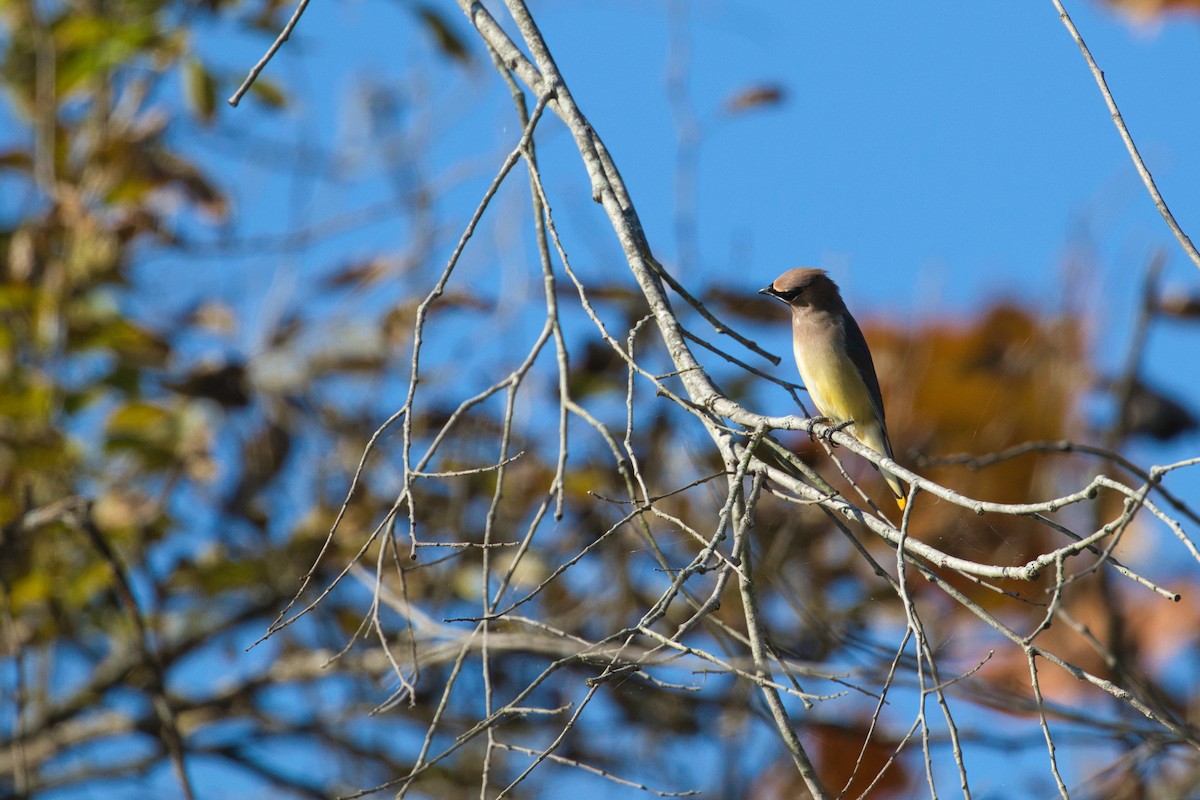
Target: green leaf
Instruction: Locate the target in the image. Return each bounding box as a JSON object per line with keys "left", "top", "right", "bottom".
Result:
{"left": 106, "top": 400, "right": 173, "bottom": 437}
{"left": 415, "top": 4, "right": 471, "bottom": 65}
{"left": 104, "top": 400, "right": 179, "bottom": 466}
{"left": 70, "top": 314, "right": 170, "bottom": 368}
{"left": 184, "top": 58, "right": 217, "bottom": 124}
{"left": 248, "top": 76, "right": 288, "bottom": 109}
{"left": 54, "top": 16, "right": 161, "bottom": 96}
{"left": 0, "top": 284, "right": 37, "bottom": 311}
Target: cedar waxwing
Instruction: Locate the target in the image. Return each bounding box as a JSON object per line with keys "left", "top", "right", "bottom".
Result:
{"left": 760, "top": 268, "right": 906, "bottom": 510}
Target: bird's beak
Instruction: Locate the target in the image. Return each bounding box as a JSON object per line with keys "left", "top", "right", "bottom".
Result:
{"left": 758, "top": 286, "right": 775, "bottom": 297}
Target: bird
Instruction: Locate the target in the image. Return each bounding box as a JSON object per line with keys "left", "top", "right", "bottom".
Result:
{"left": 760, "top": 268, "right": 906, "bottom": 510}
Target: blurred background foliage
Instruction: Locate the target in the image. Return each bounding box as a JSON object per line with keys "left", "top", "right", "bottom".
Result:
{"left": 2, "top": 0, "right": 1200, "bottom": 798}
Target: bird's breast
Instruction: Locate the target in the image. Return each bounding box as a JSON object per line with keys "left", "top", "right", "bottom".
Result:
{"left": 792, "top": 314, "right": 876, "bottom": 428}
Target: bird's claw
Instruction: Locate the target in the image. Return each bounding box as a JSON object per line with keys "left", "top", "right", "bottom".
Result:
{"left": 821, "top": 419, "right": 855, "bottom": 447}
{"left": 805, "top": 416, "right": 830, "bottom": 442}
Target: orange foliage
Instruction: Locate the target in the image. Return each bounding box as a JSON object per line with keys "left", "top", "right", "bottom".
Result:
{"left": 747, "top": 724, "right": 910, "bottom": 800}
{"left": 1103, "top": 0, "right": 1200, "bottom": 19}
{"left": 867, "top": 305, "right": 1087, "bottom": 562}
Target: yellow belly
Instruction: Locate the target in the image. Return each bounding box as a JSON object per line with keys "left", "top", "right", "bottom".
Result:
{"left": 795, "top": 342, "right": 877, "bottom": 430}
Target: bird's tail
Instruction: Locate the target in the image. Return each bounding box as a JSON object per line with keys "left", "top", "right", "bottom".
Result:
{"left": 881, "top": 467, "right": 906, "bottom": 511}
{"left": 857, "top": 423, "right": 906, "bottom": 511}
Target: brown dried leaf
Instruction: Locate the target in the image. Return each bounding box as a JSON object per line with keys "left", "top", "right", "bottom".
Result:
{"left": 1159, "top": 293, "right": 1200, "bottom": 318}
{"left": 724, "top": 84, "right": 786, "bottom": 115}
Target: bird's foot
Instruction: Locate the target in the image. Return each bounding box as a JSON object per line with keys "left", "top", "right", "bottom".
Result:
{"left": 805, "top": 416, "right": 831, "bottom": 442}
{"left": 822, "top": 419, "right": 855, "bottom": 447}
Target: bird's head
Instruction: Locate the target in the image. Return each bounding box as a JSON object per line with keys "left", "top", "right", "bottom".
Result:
{"left": 758, "top": 268, "right": 840, "bottom": 309}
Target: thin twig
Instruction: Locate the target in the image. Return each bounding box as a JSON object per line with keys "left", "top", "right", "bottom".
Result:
{"left": 227, "top": 0, "right": 312, "bottom": 107}
{"left": 1052, "top": 0, "right": 1200, "bottom": 270}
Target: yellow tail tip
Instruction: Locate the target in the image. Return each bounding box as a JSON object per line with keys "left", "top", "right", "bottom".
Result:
{"left": 895, "top": 496, "right": 906, "bottom": 511}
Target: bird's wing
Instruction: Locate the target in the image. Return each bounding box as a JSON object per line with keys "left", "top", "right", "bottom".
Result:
{"left": 841, "top": 313, "right": 893, "bottom": 459}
